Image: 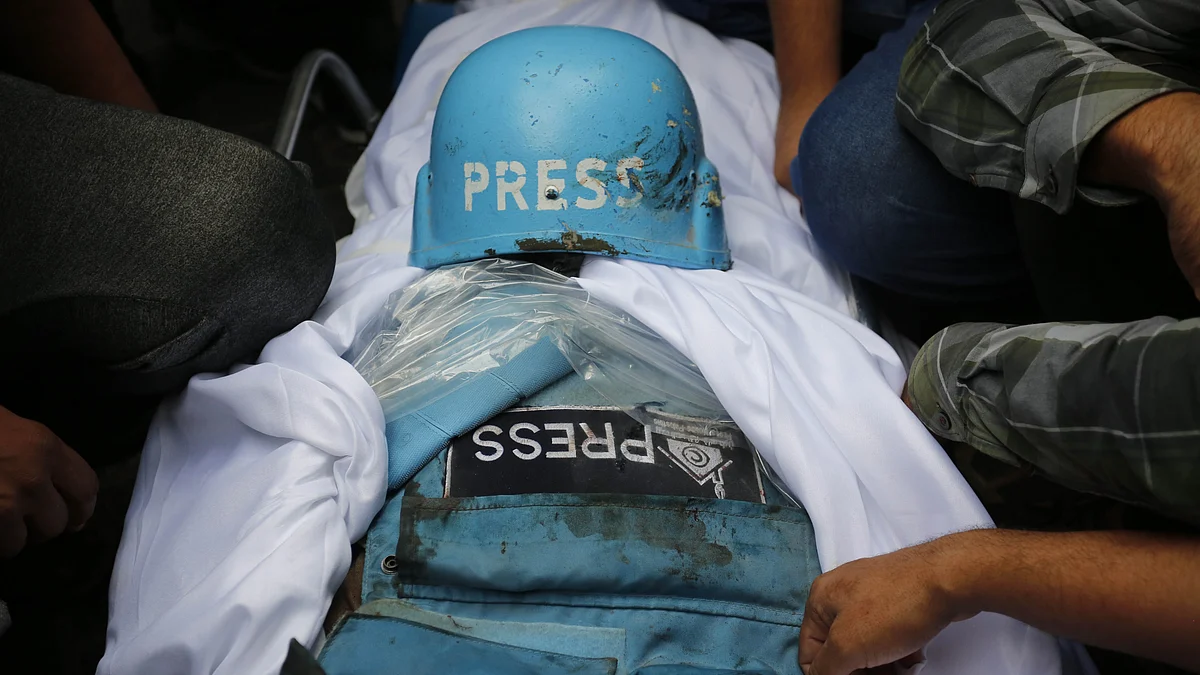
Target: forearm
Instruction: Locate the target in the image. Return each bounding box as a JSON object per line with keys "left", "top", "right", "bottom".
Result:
{"left": 1084, "top": 90, "right": 1200, "bottom": 296}
{"left": 1084, "top": 91, "right": 1200, "bottom": 204}
{"left": 768, "top": 0, "right": 841, "bottom": 104}
{"left": 895, "top": 0, "right": 1194, "bottom": 213}
{"left": 941, "top": 529, "right": 1200, "bottom": 671}
{"left": 0, "top": 0, "right": 156, "bottom": 112}
{"left": 768, "top": 0, "right": 842, "bottom": 190}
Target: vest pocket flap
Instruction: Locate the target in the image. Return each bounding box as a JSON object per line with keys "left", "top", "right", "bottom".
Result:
{"left": 395, "top": 493, "right": 818, "bottom": 612}
{"left": 318, "top": 613, "right": 618, "bottom": 675}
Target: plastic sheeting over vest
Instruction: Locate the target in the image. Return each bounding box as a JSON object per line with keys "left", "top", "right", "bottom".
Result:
{"left": 101, "top": 1, "right": 1072, "bottom": 674}
{"left": 352, "top": 259, "right": 742, "bottom": 490}
{"left": 352, "top": 258, "right": 732, "bottom": 425}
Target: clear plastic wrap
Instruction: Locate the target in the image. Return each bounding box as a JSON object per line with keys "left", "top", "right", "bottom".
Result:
{"left": 348, "top": 258, "right": 732, "bottom": 427}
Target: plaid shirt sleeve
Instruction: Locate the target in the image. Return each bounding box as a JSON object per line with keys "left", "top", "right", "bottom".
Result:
{"left": 895, "top": 0, "right": 1199, "bottom": 214}
{"left": 907, "top": 319, "right": 1200, "bottom": 525}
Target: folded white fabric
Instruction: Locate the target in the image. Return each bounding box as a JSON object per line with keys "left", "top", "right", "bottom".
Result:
{"left": 101, "top": 1, "right": 1064, "bottom": 673}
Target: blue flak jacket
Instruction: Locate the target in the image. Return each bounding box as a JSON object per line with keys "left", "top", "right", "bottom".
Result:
{"left": 319, "top": 337, "right": 822, "bottom": 674}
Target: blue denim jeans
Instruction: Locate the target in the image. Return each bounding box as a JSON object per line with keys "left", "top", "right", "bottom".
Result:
{"left": 791, "top": 1, "right": 1039, "bottom": 338}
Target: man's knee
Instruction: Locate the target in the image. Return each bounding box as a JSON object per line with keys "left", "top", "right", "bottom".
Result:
{"left": 794, "top": 90, "right": 904, "bottom": 282}
{"left": 0, "top": 87, "right": 335, "bottom": 396}
{"left": 795, "top": 79, "right": 1018, "bottom": 304}
{"left": 137, "top": 132, "right": 336, "bottom": 385}
{"left": 189, "top": 140, "right": 335, "bottom": 360}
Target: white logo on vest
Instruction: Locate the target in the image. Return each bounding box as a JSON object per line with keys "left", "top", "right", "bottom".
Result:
{"left": 660, "top": 438, "right": 733, "bottom": 499}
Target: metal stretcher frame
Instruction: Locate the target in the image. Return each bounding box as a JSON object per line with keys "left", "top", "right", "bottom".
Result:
{"left": 272, "top": 49, "right": 381, "bottom": 161}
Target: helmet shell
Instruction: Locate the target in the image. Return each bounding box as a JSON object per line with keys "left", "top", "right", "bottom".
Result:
{"left": 411, "top": 26, "right": 730, "bottom": 270}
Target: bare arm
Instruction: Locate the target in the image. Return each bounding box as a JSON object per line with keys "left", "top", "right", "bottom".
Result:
{"left": 799, "top": 529, "right": 1200, "bottom": 675}
{"left": 0, "top": 0, "right": 156, "bottom": 112}
{"left": 1083, "top": 91, "right": 1200, "bottom": 296}
{"left": 959, "top": 530, "right": 1200, "bottom": 670}
{"left": 769, "top": 0, "right": 842, "bottom": 192}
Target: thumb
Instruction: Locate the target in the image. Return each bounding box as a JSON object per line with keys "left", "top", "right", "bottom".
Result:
{"left": 807, "top": 626, "right": 859, "bottom": 675}
{"left": 801, "top": 601, "right": 860, "bottom": 675}
{"left": 798, "top": 600, "right": 831, "bottom": 673}
{"left": 49, "top": 440, "right": 99, "bottom": 530}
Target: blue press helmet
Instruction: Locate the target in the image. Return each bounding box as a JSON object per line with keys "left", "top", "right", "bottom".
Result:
{"left": 410, "top": 26, "right": 730, "bottom": 270}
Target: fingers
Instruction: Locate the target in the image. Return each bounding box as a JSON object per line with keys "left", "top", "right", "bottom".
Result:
{"left": 808, "top": 626, "right": 858, "bottom": 675}
{"left": 801, "top": 573, "right": 858, "bottom": 675}
{"left": 23, "top": 479, "right": 69, "bottom": 544}
{"left": 0, "top": 434, "right": 89, "bottom": 555}
{"left": 775, "top": 154, "right": 797, "bottom": 192}
{"left": 801, "top": 593, "right": 925, "bottom": 675}
{"left": 0, "top": 506, "right": 28, "bottom": 558}
{"left": 798, "top": 604, "right": 829, "bottom": 673}
{"left": 774, "top": 94, "right": 826, "bottom": 194}
{"left": 0, "top": 413, "right": 98, "bottom": 559}
{"left": 773, "top": 117, "right": 806, "bottom": 192}
{"left": 49, "top": 439, "right": 99, "bottom": 531}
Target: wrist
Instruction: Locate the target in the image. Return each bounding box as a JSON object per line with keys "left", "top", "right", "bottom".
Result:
{"left": 1086, "top": 92, "right": 1200, "bottom": 203}
{"left": 779, "top": 79, "right": 838, "bottom": 110}
{"left": 925, "top": 529, "right": 997, "bottom": 623}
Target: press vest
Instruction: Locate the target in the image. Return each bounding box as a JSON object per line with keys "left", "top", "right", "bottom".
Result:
{"left": 319, "top": 336, "right": 822, "bottom": 674}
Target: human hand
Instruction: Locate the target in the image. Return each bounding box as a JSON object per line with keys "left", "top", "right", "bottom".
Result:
{"left": 798, "top": 535, "right": 979, "bottom": 675}
{"left": 0, "top": 406, "right": 98, "bottom": 557}
{"left": 775, "top": 92, "right": 829, "bottom": 194}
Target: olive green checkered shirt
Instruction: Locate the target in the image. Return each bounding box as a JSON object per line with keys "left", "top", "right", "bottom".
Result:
{"left": 908, "top": 320, "right": 1200, "bottom": 525}
{"left": 895, "top": 0, "right": 1200, "bottom": 214}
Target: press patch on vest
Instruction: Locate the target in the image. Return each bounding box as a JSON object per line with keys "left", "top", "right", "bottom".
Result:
{"left": 445, "top": 407, "right": 765, "bottom": 503}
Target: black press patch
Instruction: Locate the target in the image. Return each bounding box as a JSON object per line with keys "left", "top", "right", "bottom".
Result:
{"left": 445, "top": 407, "right": 764, "bottom": 503}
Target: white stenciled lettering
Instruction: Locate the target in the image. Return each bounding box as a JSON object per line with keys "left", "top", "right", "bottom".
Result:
{"left": 463, "top": 162, "right": 489, "bottom": 211}
{"left": 473, "top": 425, "right": 505, "bottom": 462}
{"left": 616, "top": 157, "right": 645, "bottom": 208}
{"left": 580, "top": 422, "right": 617, "bottom": 459}
{"left": 620, "top": 425, "right": 655, "bottom": 464}
{"left": 495, "top": 160, "right": 529, "bottom": 211}
{"left": 544, "top": 422, "right": 577, "bottom": 458}
{"left": 509, "top": 422, "right": 542, "bottom": 460}
{"left": 574, "top": 158, "right": 607, "bottom": 210}
{"left": 537, "top": 159, "right": 568, "bottom": 211}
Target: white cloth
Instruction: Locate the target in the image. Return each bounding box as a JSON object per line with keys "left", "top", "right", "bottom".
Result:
{"left": 101, "top": 1, "right": 1064, "bottom": 673}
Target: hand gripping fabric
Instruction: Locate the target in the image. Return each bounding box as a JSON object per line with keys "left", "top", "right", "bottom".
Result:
{"left": 410, "top": 25, "right": 730, "bottom": 270}
{"left": 382, "top": 337, "right": 573, "bottom": 490}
